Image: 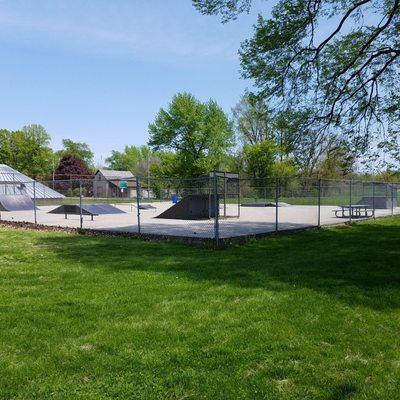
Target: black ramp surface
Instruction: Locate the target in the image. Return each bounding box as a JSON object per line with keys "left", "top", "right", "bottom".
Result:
{"left": 0, "top": 195, "right": 36, "bottom": 211}
{"left": 49, "top": 205, "right": 92, "bottom": 216}
{"left": 157, "top": 194, "right": 218, "bottom": 220}
{"left": 82, "top": 204, "right": 126, "bottom": 215}
{"left": 49, "top": 204, "right": 126, "bottom": 216}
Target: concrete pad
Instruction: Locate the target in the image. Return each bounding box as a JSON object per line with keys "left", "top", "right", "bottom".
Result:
{"left": 0, "top": 201, "right": 399, "bottom": 239}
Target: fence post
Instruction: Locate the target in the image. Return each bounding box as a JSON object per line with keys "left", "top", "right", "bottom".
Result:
{"left": 349, "top": 180, "right": 352, "bottom": 223}
{"left": 33, "top": 180, "right": 37, "bottom": 225}
{"left": 136, "top": 177, "right": 141, "bottom": 234}
{"left": 275, "top": 177, "right": 279, "bottom": 232}
{"left": 372, "top": 182, "right": 376, "bottom": 218}
{"left": 237, "top": 175, "right": 241, "bottom": 218}
{"left": 79, "top": 180, "right": 83, "bottom": 229}
{"left": 208, "top": 179, "right": 212, "bottom": 219}
{"left": 317, "top": 178, "right": 321, "bottom": 228}
{"left": 223, "top": 171, "right": 227, "bottom": 218}
{"left": 391, "top": 183, "right": 394, "bottom": 216}
{"left": 213, "top": 171, "right": 219, "bottom": 248}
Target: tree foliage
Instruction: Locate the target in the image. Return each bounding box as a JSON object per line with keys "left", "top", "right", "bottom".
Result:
{"left": 232, "top": 95, "right": 344, "bottom": 176}
{"left": 194, "top": 0, "right": 400, "bottom": 161}
{"left": 58, "top": 139, "right": 94, "bottom": 167}
{"left": 243, "top": 139, "right": 278, "bottom": 178}
{"left": 148, "top": 93, "right": 235, "bottom": 177}
{"left": 232, "top": 92, "right": 272, "bottom": 145}
{"left": 54, "top": 154, "right": 93, "bottom": 180}
{"left": 0, "top": 125, "right": 54, "bottom": 176}
{"left": 193, "top": 0, "right": 251, "bottom": 22}
{"left": 0, "top": 130, "right": 13, "bottom": 165}
{"left": 316, "top": 142, "right": 356, "bottom": 178}
{"left": 106, "top": 145, "right": 156, "bottom": 176}
{"left": 149, "top": 152, "right": 178, "bottom": 178}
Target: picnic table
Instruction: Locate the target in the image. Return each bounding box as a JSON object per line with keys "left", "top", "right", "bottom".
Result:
{"left": 333, "top": 204, "right": 373, "bottom": 218}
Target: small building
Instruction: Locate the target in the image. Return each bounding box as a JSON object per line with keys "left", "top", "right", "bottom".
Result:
{"left": 93, "top": 169, "right": 137, "bottom": 198}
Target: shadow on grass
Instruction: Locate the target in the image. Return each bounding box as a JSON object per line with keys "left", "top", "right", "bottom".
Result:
{"left": 36, "top": 217, "right": 400, "bottom": 310}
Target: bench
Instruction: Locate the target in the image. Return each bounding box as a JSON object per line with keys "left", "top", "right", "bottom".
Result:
{"left": 333, "top": 205, "right": 373, "bottom": 219}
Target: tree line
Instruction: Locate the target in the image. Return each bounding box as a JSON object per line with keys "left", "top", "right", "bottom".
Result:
{"left": 1, "top": 91, "right": 397, "bottom": 183}
{"left": 0, "top": 125, "right": 94, "bottom": 180}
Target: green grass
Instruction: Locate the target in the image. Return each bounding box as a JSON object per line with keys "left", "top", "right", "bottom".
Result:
{"left": 1, "top": 218, "right": 400, "bottom": 399}
{"left": 36, "top": 194, "right": 364, "bottom": 207}
{"left": 36, "top": 197, "right": 136, "bottom": 207}
{"left": 228, "top": 195, "right": 361, "bottom": 206}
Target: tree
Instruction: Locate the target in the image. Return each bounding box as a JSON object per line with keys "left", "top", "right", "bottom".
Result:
{"left": 273, "top": 110, "right": 309, "bottom": 160}
{"left": 0, "top": 130, "right": 13, "bottom": 165}
{"left": 58, "top": 139, "right": 94, "bottom": 167}
{"left": 232, "top": 99, "right": 335, "bottom": 175}
{"left": 19, "top": 124, "right": 54, "bottom": 176}
{"left": 53, "top": 154, "right": 94, "bottom": 197}
{"left": 149, "top": 152, "right": 178, "bottom": 178}
{"left": 316, "top": 142, "right": 356, "bottom": 179}
{"left": 232, "top": 92, "right": 272, "bottom": 145}
{"left": 243, "top": 139, "right": 278, "bottom": 179}
{"left": 54, "top": 154, "right": 93, "bottom": 180}
{"left": 192, "top": 0, "right": 251, "bottom": 22}
{"left": 148, "top": 92, "right": 235, "bottom": 177}
{"left": 272, "top": 109, "right": 339, "bottom": 175}
{"left": 194, "top": 0, "right": 400, "bottom": 159}
{"left": 0, "top": 125, "right": 54, "bottom": 176}
{"left": 106, "top": 145, "right": 156, "bottom": 176}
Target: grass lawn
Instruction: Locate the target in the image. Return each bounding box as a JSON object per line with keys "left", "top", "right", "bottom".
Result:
{"left": 1, "top": 217, "right": 400, "bottom": 399}
{"left": 227, "top": 195, "right": 364, "bottom": 206}
{"left": 36, "top": 193, "right": 366, "bottom": 207}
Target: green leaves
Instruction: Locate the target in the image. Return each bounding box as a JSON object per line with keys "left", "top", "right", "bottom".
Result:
{"left": 0, "top": 125, "right": 54, "bottom": 177}
{"left": 58, "top": 139, "right": 94, "bottom": 168}
{"left": 106, "top": 145, "right": 154, "bottom": 175}
{"left": 192, "top": 0, "right": 252, "bottom": 22}
{"left": 232, "top": 92, "right": 273, "bottom": 146}
{"left": 244, "top": 139, "right": 278, "bottom": 178}
{"left": 148, "top": 92, "right": 234, "bottom": 177}
{"left": 195, "top": 0, "right": 400, "bottom": 166}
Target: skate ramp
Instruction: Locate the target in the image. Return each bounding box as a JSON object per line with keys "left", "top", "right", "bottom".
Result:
{"left": 357, "top": 196, "right": 397, "bottom": 209}
{"left": 156, "top": 194, "right": 218, "bottom": 220}
{"left": 0, "top": 195, "right": 36, "bottom": 211}
{"left": 49, "top": 204, "right": 126, "bottom": 218}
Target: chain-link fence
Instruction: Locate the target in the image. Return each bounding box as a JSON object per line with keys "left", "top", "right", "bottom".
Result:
{"left": 0, "top": 173, "right": 399, "bottom": 246}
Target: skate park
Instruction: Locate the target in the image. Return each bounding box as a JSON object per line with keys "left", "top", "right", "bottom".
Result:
{"left": 0, "top": 164, "right": 399, "bottom": 240}
{"left": 1, "top": 200, "right": 399, "bottom": 239}
{"left": 1, "top": 165, "right": 399, "bottom": 240}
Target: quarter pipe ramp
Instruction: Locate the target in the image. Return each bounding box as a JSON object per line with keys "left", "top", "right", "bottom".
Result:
{"left": 156, "top": 194, "right": 218, "bottom": 220}
{"left": 0, "top": 195, "right": 36, "bottom": 211}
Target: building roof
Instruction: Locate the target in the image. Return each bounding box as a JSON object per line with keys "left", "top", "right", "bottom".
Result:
{"left": 97, "top": 169, "right": 135, "bottom": 180}
{"left": 0, "top": 164, "right": 64, "bottom": 199}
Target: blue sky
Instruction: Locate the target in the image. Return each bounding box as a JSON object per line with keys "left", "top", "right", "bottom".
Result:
{"left": 0, "top": 0, "right": 268, "bottom": 164}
